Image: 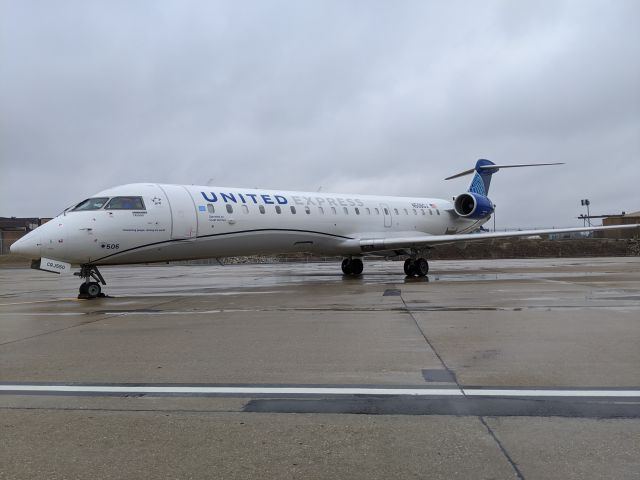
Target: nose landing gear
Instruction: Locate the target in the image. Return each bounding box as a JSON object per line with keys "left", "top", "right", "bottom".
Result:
{"left": 75, "top": 264, "right": 107, "bottom": 299}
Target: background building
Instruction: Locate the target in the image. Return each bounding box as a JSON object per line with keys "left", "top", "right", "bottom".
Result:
{"left": 0, "top": 217, "right": 52, "bottom": 254}
{"left": 597, "top": 211, "right": 640, "bottom": 239}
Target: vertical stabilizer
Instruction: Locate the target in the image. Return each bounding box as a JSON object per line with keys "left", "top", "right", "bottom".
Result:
{"left": 468, "top": 159, "right": 498, "bottom": 196}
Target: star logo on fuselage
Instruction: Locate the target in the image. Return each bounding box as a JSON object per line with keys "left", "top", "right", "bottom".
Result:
{"left": 152, "top": 197, "right": 162, "bottom": 205}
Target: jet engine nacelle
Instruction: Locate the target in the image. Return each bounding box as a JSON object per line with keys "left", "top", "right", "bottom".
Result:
{"left": 454, "top": 192, "right": 494, "bottom": 219}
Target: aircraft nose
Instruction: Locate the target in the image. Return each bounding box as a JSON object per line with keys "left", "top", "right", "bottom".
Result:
{"left": 10, "top": 231, "right": 41, "bottom": 258}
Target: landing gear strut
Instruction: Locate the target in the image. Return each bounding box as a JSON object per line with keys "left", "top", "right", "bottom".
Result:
{"left": 75, "top": 264, "right": 107, "bottom": 299}
{"left": 341, "top": 257, "right": 364, "bottom": 276}
{"left": 404, "top": 257, "right": 429, "bottom": 277}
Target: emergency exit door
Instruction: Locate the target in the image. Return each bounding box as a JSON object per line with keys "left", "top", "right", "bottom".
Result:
{"left": 380, "top": 203, "right": 392, "bottom": 228}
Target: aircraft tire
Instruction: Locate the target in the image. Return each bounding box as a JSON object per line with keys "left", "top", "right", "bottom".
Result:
{"left": 415, "top": 258, "right": 429, "bottom": 277}
{"left": 341, "top": 258, "right": 353, "bottom": 275}
{"left": 351, "top": 258, "right": 364, "bottom": 275}
{"left": 79, "top": 283, "right": 88, "bottom": 295}
{"left": 404, "top": 259, "right": 417, "bottom": 277}
{"left": 86, "top": 282, "right": 102, "bottom": 298}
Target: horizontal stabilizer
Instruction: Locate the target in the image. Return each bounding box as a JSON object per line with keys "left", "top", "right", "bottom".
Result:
{"left": 445, "top": 162, "right": 564, "bottom": 180}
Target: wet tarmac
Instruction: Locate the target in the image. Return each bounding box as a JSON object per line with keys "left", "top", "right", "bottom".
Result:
{"left": 1, "top": 257, "right": 639, "bottom": 479}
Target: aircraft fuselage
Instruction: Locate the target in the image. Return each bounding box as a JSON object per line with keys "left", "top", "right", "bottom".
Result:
{"left": 15, "top": 183, "right": 485, "bottom": 265}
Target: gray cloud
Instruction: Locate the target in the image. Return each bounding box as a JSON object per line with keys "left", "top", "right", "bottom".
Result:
{"left": 1, "top": 0, "right": 638, "bottom": 228}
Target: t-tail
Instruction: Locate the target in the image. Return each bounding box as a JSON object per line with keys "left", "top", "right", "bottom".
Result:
{"left": 446, "top": 159, "right": 564, "bottom": 219}
{"left": 445, "top": 159, "right": 564, "bottom": 196}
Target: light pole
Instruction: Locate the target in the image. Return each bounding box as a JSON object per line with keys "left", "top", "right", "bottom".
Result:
{"left": 581, "top": 199, "right": 591, "bottom": 227}
{"left": 493, "top": 204, "right": 496, "bottom": 231}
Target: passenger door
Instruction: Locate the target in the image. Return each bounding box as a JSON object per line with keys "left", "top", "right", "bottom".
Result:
{"left": 159, "top": 185, "right": 198, "bottom": 239}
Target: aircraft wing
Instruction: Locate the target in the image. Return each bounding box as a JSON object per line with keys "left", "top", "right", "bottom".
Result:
{"left": 359, "top": 224, "right": 640, "bottom": 251}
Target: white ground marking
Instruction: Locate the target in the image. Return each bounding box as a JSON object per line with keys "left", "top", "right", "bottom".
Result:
{"left": 0, "top": 312, "right": 86, "bottom": 316}
{"left": 463, "top": 389, "right": 640, "bottom": 397}
{"left": 0, "top": 299, "right": 76, "bottom": 306}
{"left": 0, "top": 385, "right": 639, "bottom": 397}
{"left": 0, "top": 385, "right": 463, "bottom": 396}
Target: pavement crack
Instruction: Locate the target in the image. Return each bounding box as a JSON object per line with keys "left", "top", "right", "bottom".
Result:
{"left": 400, "top": 292, "right": 463, "bottom": 393}
{"left": 480, "top": 416, "right": 525, "bottom": 479}
{"left": 0, "top": 312, "right": 127, "bottom": 348}
{"left": 0, "top": 297, "right": 182, "bottom": 348}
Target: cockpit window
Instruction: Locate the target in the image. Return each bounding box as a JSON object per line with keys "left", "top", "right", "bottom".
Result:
{"left": 72, "top": 197, "right": 110, "bottom": 211}
{"left": 105, "top": 196, "right": 146, "bottom": 210}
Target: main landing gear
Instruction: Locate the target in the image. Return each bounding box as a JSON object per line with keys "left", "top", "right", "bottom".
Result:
{"left": 75, "top": 264, "right": 107, "bottom": 299}
{"left": 341, "top": 257, "right": 364, "bottom": 276}
{"left": 404, "top": 257, "right": 429, "bottom": 277}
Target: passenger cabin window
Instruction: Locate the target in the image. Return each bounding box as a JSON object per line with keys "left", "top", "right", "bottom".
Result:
{"left": 375, "top": 208, "right": 380, "bottom": 215}
{"left": 331, "top": 207, "right": 337, "bottom": 214}
{"left": 366, "top": 208, "right": 371, "bottom": 215}
{"left": 259, "top": 205, "right": 266, "bottom": 214}
{"left": 429, "top": 209, "right": 433, "bottom": 215}
{"left": 413, "top": 209, "right": 417, "bottom": 215}
{"left": 275, "top": 206, "right": 282, "bottom": 214}
{"left": 383, "top": 208, "right": 389, "bottom": 215}
{"left": 290, "top": 206, "right": 296, "bottom": 214}
{"left": 105, "top": 196, "right": 145, "bottom": 210}
{"left": 242, "top": 205, "right": 249, "bottom": 214}
{"left": 436, "top": 209, "right": 441, "bottom": 215}
{"left": 226, "top": 204, "right": 233, "bottom": 214}
{"left": 343, "top": 207, "right": 348, "bottom": 215}
{"left": 318, "top": 207, "right": 325, "bottom": 214}
{"left": 355, "top": 208, "right": 360, "bottom": 215}
{"left": 394, "top": 208, "right": 399, "bottom": 215}
{"left": 404, "top": 208, "right": 408, "bottom": 215}
{"left": 305, "top": 206, "right": 311, "bottom": 214}
{"left": 72, "top": 197, "right": 110, "bottom": 211}
{"left": 421, "top": 209, "right": 425, "bottom": 215}
{"left": 207, "top": 204, "right": 215, "bottom": 214}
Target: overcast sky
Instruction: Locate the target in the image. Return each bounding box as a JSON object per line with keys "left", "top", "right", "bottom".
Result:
{"left": 1, "top": 0, "right": 638, "bottom": 228}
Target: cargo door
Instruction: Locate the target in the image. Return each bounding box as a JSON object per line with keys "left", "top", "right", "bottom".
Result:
{"left": 159, "top": 185, "right": 197, "bottom": 239}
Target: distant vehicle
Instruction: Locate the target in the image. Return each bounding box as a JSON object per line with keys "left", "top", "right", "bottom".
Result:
{"left": 10, "top": 159, "right": 639, "bottom": 298}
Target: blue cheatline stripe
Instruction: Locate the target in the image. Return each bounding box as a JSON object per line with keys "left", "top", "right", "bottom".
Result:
{"left": 0, "top": 384, "right": 639, "bottom": 397}
{"left": 91, "top": 228, "right": 354, "bottom": 263}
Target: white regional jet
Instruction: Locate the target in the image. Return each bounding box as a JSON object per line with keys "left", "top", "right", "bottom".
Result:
{"left": 10, "top": 159, "right": 639, "bottom": 298}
